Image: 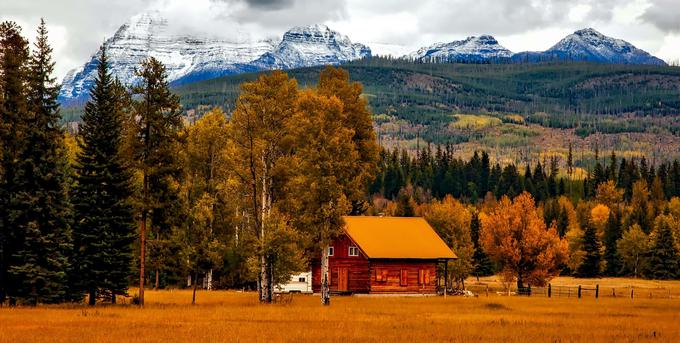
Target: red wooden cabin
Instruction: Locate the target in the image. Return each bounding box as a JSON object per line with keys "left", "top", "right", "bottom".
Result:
{"left": 312, "top": 216, "right": 456, "bottom": 294}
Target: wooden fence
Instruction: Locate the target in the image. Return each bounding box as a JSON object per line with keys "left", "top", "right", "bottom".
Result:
{"left": 465, "top": 284, "right": 676, "bottom": 299}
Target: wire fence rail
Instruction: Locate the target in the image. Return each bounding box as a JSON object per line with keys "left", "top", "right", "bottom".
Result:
{"left": 465, "top": 283, "right": 676, "bottom": 299}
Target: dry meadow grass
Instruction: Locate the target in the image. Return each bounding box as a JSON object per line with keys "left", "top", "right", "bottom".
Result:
{"left": 1, "top": 278, "right": 680, "bottom": 342}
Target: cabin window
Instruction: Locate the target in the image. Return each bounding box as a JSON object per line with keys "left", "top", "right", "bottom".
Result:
{"left": 327, "top": 246, "right": 334, "bottom": 257}
{"left": 375, "top": 268, "right": 388, "bottom": 282}
{"left": 418, "top": 269, "right": 431, "bottom": 285}
{"left": 348, "top": 246, "right": 359, "bottom": 257}
{"left": 298, "top": 277, "right": 306, "bottom": 282}
{"left": 400, "top": 269, "right": 408, "bottom": 286}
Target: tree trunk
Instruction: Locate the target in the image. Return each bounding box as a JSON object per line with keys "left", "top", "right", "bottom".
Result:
{"left": 111, "top": 292, "right": 116, "bottom": 304}
{"left": 260, "top": 254, "right": 269, "bottom": 303}
{"left": 517, "top": 274, "right": 523, "bottom": 292}
{"left": 139, "top": 211, "right": 146, "bottom": 307}
{"left": 257, "top": 271, "right": 262, "bottom": 302}
{"left": 155, "top": 270, "right": 159, "bottom": 290}
{"left": 259, "top": 155, "right": 273, "bottom": 304}
{"left": 321, "top": 246, "right": 330, "bottom": 305}
{"left": 192, "top": 271, "right": 198, "bottom": 305}
{"left": 88, "top": 288, "right": 96, "bottom": 306}
{"left": 267, "top": 259, "right": 273, "bottom": 303}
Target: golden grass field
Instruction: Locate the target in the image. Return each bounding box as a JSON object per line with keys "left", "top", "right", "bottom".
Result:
{"left": 1, "top": 277, "right": 680, "bottom": 343}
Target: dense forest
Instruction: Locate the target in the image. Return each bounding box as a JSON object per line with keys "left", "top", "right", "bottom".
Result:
{"left": 368, "top": 145, "right": 680, "bottom": 281}
{"left": 3, "top": 20, "right": 680, "bottom": 308}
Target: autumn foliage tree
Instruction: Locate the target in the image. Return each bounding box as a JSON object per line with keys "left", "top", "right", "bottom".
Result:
{"left": 228, "top": 71, "right": 298, "bottom": 304}
{"left": 480, "top": 192, "right": 568, "bottom": 289}
{"left": 281, "top": 67, "right": 378, "bottom": 305}
{"left": 420, "top": 195, "right": 474, "bottom": 288}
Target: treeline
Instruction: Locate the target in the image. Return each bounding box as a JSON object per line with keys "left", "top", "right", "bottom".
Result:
{"left": 371, "top": 145, "right": 680, "bottom": 203}
{"left": 0, "top": 20, "right": 379, "bottom": 306}
{"left": 369, "top": 145, "right": 680, "bottom": 280}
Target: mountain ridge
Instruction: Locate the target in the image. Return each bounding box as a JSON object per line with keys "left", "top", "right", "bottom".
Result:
{"left": 406, "top": 28, "right": 665, "bottom": 66}
{"left": 59, "top": 13, "right": 370, "bottom": 102}
{"left": 60, "top": 14, "right": 667, "bottom": 103}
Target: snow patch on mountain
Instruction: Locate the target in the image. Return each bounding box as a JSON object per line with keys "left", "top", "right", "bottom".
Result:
{"left": 253, "top": 24, "right": 370, "bottom": 70}
{"left": 60, "top": 15, "right": 369, "bottom": 101}
{"left": 406, "top": 35, "right": 513, "bottom": 62}
{"left": 542, "top": 28, "right": 666, "bottom": 65}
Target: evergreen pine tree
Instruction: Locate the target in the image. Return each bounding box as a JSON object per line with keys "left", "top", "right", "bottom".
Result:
{"left": 603, "top": 210, "right": 622, "bottom": 275}
{"left": 470, "top": 211, "right": 494, "bottom": 276}
{"left": 646, "top": 216, "right": 680, "bottom": 279}
{"left": 577, "top": 224, "right": 601, "bottom": 277}
{"left": 556, "top": 205, "right": 569, "bottom": 238}
{"left": 72, "top": 46, "right": 136, "bottom": 305}
{"left": 0, "top": 21, "right": 31, "bottom": 306}
{"left": 395, "top": 188, "right": 415, "bottom": 217}
{"left": 128, "top": 57, "right": 183, "bottom": 306}
{"left": 10, "top": 19, "right": 71, "bottom": 305}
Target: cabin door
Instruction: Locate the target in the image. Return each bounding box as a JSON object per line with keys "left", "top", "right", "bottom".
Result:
{"left": 338, "top": 267, "right": 349, "bottom": 291}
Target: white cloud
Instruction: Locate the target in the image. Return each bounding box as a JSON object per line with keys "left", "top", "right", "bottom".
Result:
{"left": 1, "top": 0, "right": 678, "bottom": 80}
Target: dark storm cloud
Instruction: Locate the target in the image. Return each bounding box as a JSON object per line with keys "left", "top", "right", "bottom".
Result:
{"left": 640, "top": 0, "right": 680, "bottom": 33}
{"left": 230, "top": 0, "right": 347, "bottom": 31}
{"left": 242, "top": 0, "right": 294, "bottom": 10}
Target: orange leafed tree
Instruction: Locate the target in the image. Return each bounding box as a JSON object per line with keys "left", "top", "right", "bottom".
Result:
{"left": 480, "top": 192, "right": 568, "bottom": 289}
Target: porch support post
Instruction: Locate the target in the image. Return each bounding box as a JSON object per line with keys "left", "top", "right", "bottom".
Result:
{"left": 444, "top": 259, "right": 448, "bottom": 298}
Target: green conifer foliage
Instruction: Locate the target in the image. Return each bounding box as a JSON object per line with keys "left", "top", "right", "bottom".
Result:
{"left": 603, "top": 210, "right": 623, "bottom": 275}
{"left": 470, "top": 211, "right": 494, "bottom": 276}
{"left": 8, "top": 19, "right": 71, "bottom": 305}
{"left": 0, "top": 21, "right": 31, "bottom": 306}
{"left": 128, "top": 57, "right": 183, "bottom": 306}
{"left": 72, "top": 46, "right": 136, "bottom": 305}
{"left": 577, "top": 224, "right": 602, "bottom": 278}
{"left": 646, "top": 216, "right": 680, "bottom": 279}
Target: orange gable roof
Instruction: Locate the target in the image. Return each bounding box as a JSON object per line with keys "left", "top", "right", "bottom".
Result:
{"left": 342, "top": 216, "right": 456, "bottom": 259}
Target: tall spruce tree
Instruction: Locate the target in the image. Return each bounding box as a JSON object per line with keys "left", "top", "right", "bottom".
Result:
{"left": 603, "top": 209, "right": 622, "bottom": 275}
{"left": 128, "top": 57, "right": 182, "bottom": 306}
{"left": 556, "top": 205, "right": 569, "bottom": 238}
{"left": 0, "top": 21, "right": 31, "bottom": 306}
{"left": 470, "top": 211, "right": 494, "bottom": 276}
{"left": 646, "top": 216, "right": 680, "bottom": 279}
{"left": 577, "top": 223, "right": 601, "bottom": 277}
{"left": 9, "top": 19, "right": 71, "bottom": 305}
{"left": 72, "top": 46, "right": 135, "bottom": 305}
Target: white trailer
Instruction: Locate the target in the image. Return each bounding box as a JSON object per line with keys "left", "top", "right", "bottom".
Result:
{"left": 275, "top": 271, "right": 312, "bottom": 294}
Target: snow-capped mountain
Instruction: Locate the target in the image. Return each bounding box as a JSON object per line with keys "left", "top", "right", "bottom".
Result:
{"left": 540, "top": 28, "right": 666, "bottom": 65}
{"left": 61, "top": 17, "right": 667, "bottom": 102}
{"left": 60, "top": 14, "right": 370, "bottom": 101}
{"left": 406, "top": 35, "right": 513, "bottom": 62}
{"left": 407, "top": 29, "right": 665, "bottom": 66}
{"left": 254, "top": 24, "right": 371, "bottom": 70}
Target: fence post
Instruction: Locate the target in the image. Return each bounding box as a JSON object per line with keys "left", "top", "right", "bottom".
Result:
{"left": 631, "top": 288, "right": 634, "bottom": 299}
{"left": 548, "top": 283, "right": 551, "bottom": 298}
{"left": 595, "top": 284, "right": 599, "bottom": 299}
{"left": 612, "top": 288, "right": 616, "bottom": 298}
{"left": 486, "top": 285, "right": 489, "bottom": 297}
{"left": 578, "top": 285, "right": 582, "bottom": 299}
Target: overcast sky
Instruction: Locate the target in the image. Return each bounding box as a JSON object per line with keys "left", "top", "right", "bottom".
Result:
{"left": 2, "top": 0, "right": 680, "bottom": 80}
